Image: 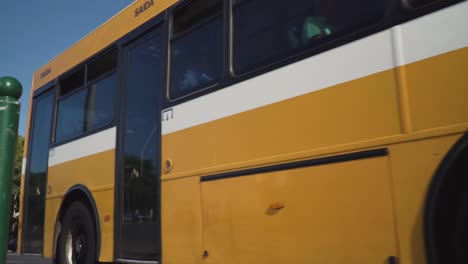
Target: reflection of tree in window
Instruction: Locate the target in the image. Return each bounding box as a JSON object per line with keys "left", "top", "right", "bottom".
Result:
{"left": 124, "top": 155, "right": 157, "bottom": 222}
{"left": 122, "top": 35, "right": 161, "bottom": 223}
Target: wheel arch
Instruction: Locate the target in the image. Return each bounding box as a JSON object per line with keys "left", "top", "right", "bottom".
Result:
{"left": 425, "top": 132, "right": 468, "bottom": 264}
{"left": 53, "top": 184, "right": 101, "bottom": 262}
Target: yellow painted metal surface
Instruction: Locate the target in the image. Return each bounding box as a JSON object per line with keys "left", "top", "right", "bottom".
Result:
{"left": 44, "top": 149, "right": 115, "bottom": 261}
{"left": 160, "top": 47, "right": 468, "bottom": 264}
{"left": 47, "top": 150, "right": 115, "bottom": 194}
{"left": 162, "top": 69, "right": 401, "bottom": 178}
{"left": 405, "top": 48, "right": 468, "bottom": 131}
{"left": 201, "top": 156, "right": 397, "bottom": 263}
{"left": 94, "top": 189, "right": 115, "bottom": 262}
{"left": 43, "top": 197, "right": 60, "bottom": 257}
{"left": 388, "top": 134, "right": 461, "bottom": 264}
{"left": 161, "top": 177, "right": 203, "bottom": 264}
{"left": 161, "top": 48, "right": 468, "bottom": 180}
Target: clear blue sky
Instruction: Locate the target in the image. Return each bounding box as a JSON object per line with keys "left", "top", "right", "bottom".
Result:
{"left": 0, "top": 0, "right": 134, "bottom": 136}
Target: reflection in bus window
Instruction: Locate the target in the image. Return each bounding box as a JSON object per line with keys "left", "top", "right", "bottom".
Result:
{"left": 87, "top": 49, "right": 118, "bottom": 82}
{"left": 84, "top": 74, "right": 116, "bottom": 131}
{"left": 55, "top": 49, "right": 117, "bottom": 143}
{"left": 233, "top": 0, "right": 385, "bottom": 74}
{"left": 123, "top": 35, "right": 162, "bottom": 223}
{"left": 59, "top": 68, "right": 85, "bottom": 96}
{"left": 56, "top": 89, "right": 87, "bottom": 142}
{"left": 170, "top": 0, "right": 223, "bottom": 99}
{"left": 22, "top": 92, "right": 54, "bottom": 253}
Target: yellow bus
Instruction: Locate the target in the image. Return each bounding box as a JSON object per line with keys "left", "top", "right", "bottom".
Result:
{"left": 19, "top": 0, "right": 467, "bottom": 263}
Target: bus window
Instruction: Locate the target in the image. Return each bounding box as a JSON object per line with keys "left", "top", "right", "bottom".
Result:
{"left": 87, "top": 48, "right": 118, "bottom": 82}
{"left": 59, "top": 67, "right": 84, "bottom": 96}
{"left": 405, "top": 0, "right": 434, "bottom": 7}
{"left": 56, "top": 88, "right": 87, "bottom": 142}
{"left": 56, "top": 49, "right": 117, "bottom": 142}
{"left": 84, "top": 74, "right": 116, "bottom": 131}
{"left": 232, "top": 0, "right": 385, "bottom": 74}
{"left": 22, "top": 90, "right": 55, "bottom": 254}
{"left": 169, "top": 0, "right": 223, "bottom": 99}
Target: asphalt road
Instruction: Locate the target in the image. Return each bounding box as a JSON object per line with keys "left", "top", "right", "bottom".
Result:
{"left": 7, "top": 253, "right": 52, "bottom": 264}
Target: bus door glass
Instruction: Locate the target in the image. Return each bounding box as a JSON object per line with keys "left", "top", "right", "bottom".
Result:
{"left": 116, "top": 29, "right": 162, "bottom": 261}
{"left": 22, "top": 89, "right": 55, "bottom": 254}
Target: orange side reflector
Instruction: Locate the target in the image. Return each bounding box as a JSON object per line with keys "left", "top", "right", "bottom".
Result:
{"left": 269, "top": 202, "right": 285, "bottom": 210}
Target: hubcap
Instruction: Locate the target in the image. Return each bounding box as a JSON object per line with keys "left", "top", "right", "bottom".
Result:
{"left": 65, "top": 232, "right": 74, "bottom": 264}
{"left": 64, "top": 222, "right": 88, "bottom": 264}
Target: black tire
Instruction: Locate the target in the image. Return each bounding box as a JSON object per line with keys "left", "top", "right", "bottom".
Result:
{"left": 455, "top": 190, "right": 468, "bottom": 264}
{"left": 57, "top": 202, "right": 97, "bottom": 264}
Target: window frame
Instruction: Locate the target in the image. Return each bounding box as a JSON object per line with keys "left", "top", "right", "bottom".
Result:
{"left": 400, "top": 0, "right": 463, "bottom": 18}
{"left": 55, "top": 84, "right": 88, "bottom": 143}
{"left": 228, "top": 0, "right": 390, "bottom": 78}
{"left": 161, "top": 0, "right": 408, "bottom": 108}
{"left": 22, "top": 86, "right": 57, "bottom": 254}
{"left": 53, "top": 46, "right": 120, "bottom": 146}
{"left": 166, "top": 0, "right": 226, "bottom": 102}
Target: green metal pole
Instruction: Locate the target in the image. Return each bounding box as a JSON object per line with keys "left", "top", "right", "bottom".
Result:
{"left": 0, "top": 77, "right": 22, "bottom": 263}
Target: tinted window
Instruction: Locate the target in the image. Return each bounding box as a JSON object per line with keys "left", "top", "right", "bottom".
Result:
{"left": 123, "top": 35, "right": 162, "bottom": 223}
{"left": 60, "top": 67, "right": 85, "bottom": 96}
{"left": 84, "top": 74, "right": 116, "bottom": 131}
{"left": 87, "top": 49, "right": 118, "bottom": 82}
{"left": 56, "top": 48, "right": 118, "bottom": 143}
{"left": 56, "top": 89, "right": 87, "bottom": 142}
{"left": 233, "top": 0, "right": 385, "bottom": 74}
{"left": 405, "top": 0, "right": 438, "bottom": 8}
{"left": 173, "top": 0, "right": 222, "bottom": 34}
{"left": 22, "top": 91, "right": 54, "bottom": 253}
{"left": 170, "top": 0, "right": 223, "bottom": 99}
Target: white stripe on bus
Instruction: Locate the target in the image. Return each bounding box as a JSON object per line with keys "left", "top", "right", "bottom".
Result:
{"left": 48, "top": 127, "right": 116, "bottom": 167}
{"left": 161, "top": 2, "right": 467, "bottom": 135}
{"left": 22, "top": 158, "right": 27, "bottom": 175}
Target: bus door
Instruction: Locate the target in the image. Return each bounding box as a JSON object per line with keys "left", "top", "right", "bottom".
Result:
{"left": 115, "top": 28, "right": 163, "bottom": 262}
{"left": 22, "top": 88, "right": 55, "bottom": 254}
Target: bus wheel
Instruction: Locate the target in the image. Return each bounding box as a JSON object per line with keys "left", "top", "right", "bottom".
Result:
{"left": 455, "top": 190, "right": 468, "bottom": 264}
{"left": 57, "top": 201, "right": 96, "bottom": 264}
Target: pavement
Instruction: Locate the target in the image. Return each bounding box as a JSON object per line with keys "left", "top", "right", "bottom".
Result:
{"left": 7, "top": 253, "right": 52, "bottom": 264}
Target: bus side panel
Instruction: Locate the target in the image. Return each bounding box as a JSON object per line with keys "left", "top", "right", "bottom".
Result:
{"left": 43, "top": 197, "right": 61, "bottom": 257}
{"left": 388, "top": 133, "right": 462, "bottom": 264}
{"left": 45, "top": 149, "right": 115, "bottom": 261}
{"left": 405, "top": 47, "right": 468, "bottom": 131}
{"left": 396, "top": 2, "right": 468, "bottom": 132}
{"left": 94, "top": 189, "right": 115, "bottom": 262}
{"left": 162, "top": 68, "right": 401, "bottom": 176}
{"left": 201, "top": 156, "right": 397, "bottom": 264}
{"left": 161, "top": 176, "right": 203, "bottom": 264}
